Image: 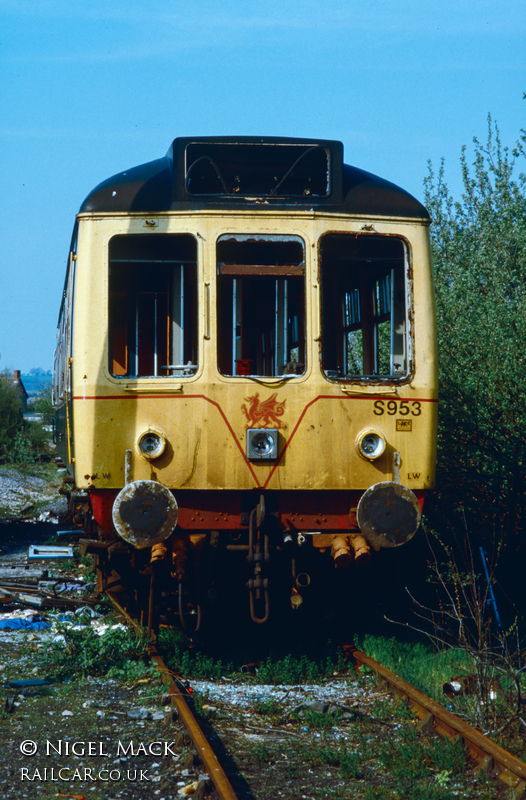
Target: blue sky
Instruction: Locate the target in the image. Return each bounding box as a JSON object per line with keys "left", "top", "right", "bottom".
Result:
{"left": 1, "top": 0, "right": 524, "bottom": 373}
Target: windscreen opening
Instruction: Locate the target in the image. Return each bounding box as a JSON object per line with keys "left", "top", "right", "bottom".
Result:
{"left": 320, "top": 234, "right": 408, "bottom": 380}
{"left": 217, "top": 235, "right": 305, "bottom": 377}
{"left": 186, "top": 143, "right": 330, "bottom": 197}
{"left": 108, "top": 234, "right": 197, "bottom": 378}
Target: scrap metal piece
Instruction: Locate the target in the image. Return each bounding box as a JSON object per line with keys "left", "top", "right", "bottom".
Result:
{"left": 28, "top": 545, "right": 74, "bottom": 560}
{"left": 112, "top": 480, "right": 178, "bottom": 549}
{"left": 357, "top": 481, "right": 421, "bottom": 548}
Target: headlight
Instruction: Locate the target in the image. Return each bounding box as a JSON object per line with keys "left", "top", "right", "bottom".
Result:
{"left": 356, "top": 430, "right": 386, "bottom": 461}
{"left": 246, "top": 429, "right": 279, "bottom": 461}
{"left": 136, "top": 429, "right": 166, "bottom": 460}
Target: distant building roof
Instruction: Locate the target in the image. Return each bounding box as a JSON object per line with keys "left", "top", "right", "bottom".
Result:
{"left": 13, "top": 370, "right": 28, "bottom": 399}
{"left": 13, "top": 369, "right": 28, "bottom": 413}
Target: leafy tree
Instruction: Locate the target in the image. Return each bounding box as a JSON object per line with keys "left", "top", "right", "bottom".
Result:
{"left": 424, "top": 113, "right": 526, "bottom": 548}
{"left": 32, "top": 385, "right": 54, "bottom": 425}
{"left": 0, "top": 370, "right": 25, "bottom": 462}
{"left": 0, "top": 373, "right": 52, "bottom": 465}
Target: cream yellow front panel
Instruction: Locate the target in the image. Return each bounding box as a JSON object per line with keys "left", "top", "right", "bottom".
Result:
{"left": 70, "top": 212, "right": 436, "bottom": 492}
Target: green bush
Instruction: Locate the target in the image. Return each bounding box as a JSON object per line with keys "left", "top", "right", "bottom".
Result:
{"left": 0, "top": 370, "right": 24, "bottom": 462}
{"left": 424, "top": 114, "right": 526, "bottom": 545}
{"left": 31, "top": 385, "right": 54, "bottom": 425}
{"left": 0, "top": 372, "right": 53, "bottom": 465}
{"left": 37, "top": 623, "right": 149, "bottom": 679}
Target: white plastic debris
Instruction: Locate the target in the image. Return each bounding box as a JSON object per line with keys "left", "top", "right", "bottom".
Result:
{"left": 179, "top": 782, "right": 198, "bottom": 797}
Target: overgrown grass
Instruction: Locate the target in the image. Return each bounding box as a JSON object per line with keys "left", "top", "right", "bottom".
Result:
{"left": 283, "top": 705, "right": 473, "bottom": 800}
{"left": 377, "top": 726, "right": 468, "bottom": 800}
{"left": 251, "top": 697, "right": 282, "bottom": 716}
{"left": 357, "top": 634, "right": 474, "bottom": 702}
{"left": 157, "top": 628, "right": 233, "bottom": 679}
{"left": 157, "top": 628, "right": 347, "bottom": 683}
{"left": 304, "top": 741, "right": 361, "bottom": 779}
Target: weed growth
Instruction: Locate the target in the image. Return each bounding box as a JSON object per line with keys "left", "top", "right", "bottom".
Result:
{"left": 295, "top": 708, "right": 342, "bottom": 730}
{"left": 252, "top": 697, "right": 282, "bottom": 716}
{"left": 429, "top": 736, "right": 467, "bottom": 774}
{"left": 157, "top": 629, "right": 346, "bottom": 683}
{"left": 35, "top": 621, "right": 149, "bottom": 679}
{"left": 105, "top": 659, "right": 159, "bottom": 683}
{"left": 306, "top": 741, "right": 361, "bottom": 778}
{"left": 378, "top": 725, "right": 430, "bottom": 787}
{"left": 157, "top": 628, "right": 232, "bottom": 679}
{"left": 254, "top": 649, "right": 346, "bottom": 684}
{"left": 245, "top": 742, "right": 276, "bottom": 763}
{"left": 357, "top": 634, "right": 472, "bottom": 701}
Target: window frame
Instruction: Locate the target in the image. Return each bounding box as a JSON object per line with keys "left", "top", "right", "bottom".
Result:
{"left": 318, "top": 231, "right": 413, "bottom": 384}
{"left": 216, "top": 233, "right": 307, "bottom": 379}
{"left": 107, "top": 232, "right": 199, "bottom": 380}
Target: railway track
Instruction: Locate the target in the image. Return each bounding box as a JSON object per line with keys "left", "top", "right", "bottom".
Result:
{"left": 107, "top": 593, "right": 526, "bottom": 800}
{"left": 350, "top": 646, "right": 526, "bottom": 799}
{"left": 107, "top": 591, "right": 238, "bottom": 800}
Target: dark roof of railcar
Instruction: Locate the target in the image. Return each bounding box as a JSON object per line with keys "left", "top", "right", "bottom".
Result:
{"left": 79, "top": 136, "right": 429, "bottom": 220}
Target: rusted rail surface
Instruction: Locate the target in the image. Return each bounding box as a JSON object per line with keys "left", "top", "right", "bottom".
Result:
{"left": 107, "top": 592, "right": 240, "bottom": 800}
{"left": 351, "top": 646, "right": 526, "bottom": 799}
{"left": 149, "top": 647, "right": 239, "bottom": 800}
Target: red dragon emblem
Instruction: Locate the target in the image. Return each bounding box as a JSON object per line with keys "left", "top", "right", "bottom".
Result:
{"left": 242, "top": 393, "right": 286, "bottom": 429}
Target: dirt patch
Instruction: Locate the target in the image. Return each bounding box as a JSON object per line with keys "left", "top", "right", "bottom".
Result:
{"left": 0, "top": 632, "right": 201, "bottom": 800}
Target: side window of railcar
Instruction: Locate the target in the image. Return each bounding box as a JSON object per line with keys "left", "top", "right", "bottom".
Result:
{"left": 216, "top": 235, "right": 306, "bottom": 377}
{"left": 320, "top": 234, "right": 408, "bottom": 380}
{"left": 54, "top": 223, "right": 78, "bottom": 403}
{"left": 108, "top": 234, "right": 197, "bottom": 378}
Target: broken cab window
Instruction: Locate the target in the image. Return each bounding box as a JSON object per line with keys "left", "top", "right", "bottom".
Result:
{"left": 108, "top": 234, "right": 197, "bottom": 378}
{"left": 320, "top": 234, "right": 408, "bottom": 380}
{"left": 185, "top": 143, "right": 330, "bottom": 197}
{"left": 217, "top": 235, "right": 306, "bottom": 377}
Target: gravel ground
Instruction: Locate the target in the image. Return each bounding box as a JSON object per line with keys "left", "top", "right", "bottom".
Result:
{"left": 190, "top": 678, "right": 364, "bottom": 714}
{"left": 0, "top": 467, "right": 65, "bottom": 520}
{"left": 0, "top": 630, "right": 202, "bottom": 800}
{"left": 186, "top": 671, "right": 507, "bottom": 800}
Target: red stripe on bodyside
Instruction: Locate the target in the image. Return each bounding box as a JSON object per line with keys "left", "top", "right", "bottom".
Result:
{"left": 73, "top": 393, "right": 437, "bottom": 490}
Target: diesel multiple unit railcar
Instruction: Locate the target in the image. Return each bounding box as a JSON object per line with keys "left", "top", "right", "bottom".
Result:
{"left": 53, "top": 136, "right": 437, "bottom": 628}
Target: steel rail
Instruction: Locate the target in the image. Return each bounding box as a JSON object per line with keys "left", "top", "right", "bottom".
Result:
{"left": 106, "top": 592, "right": 240, "bottom": 800}
{"left": 148, "top": 647, "right": 239, "bottom": 800}
{"left": 350, "top": 646, "right": 526, "bottom": 799}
